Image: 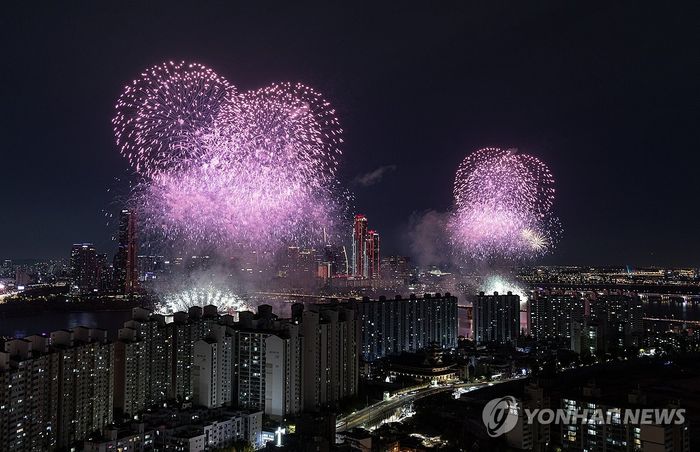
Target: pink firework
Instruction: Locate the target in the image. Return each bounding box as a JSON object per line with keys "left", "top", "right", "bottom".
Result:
{"left": 449, "top": 147, "right": 560, "bottom": 260}
{"left": 115, "top": 62, "right": 348, "bottom": 250}
{"left": 113, "top": 61, "right": 234, "bottom": 176}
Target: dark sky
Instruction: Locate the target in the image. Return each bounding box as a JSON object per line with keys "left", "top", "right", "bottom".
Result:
{"left": 1, "top": 2, "right": 698, "bottom": 266}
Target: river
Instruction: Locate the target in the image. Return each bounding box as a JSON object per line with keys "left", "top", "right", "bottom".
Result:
{"left": 0, "top": 310, "right": 134, "bottom": 339}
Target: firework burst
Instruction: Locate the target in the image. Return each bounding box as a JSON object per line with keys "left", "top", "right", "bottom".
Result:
{"left": 156, "top": 284, "right": 251, "bottom": 316}
{"left": 113, "top": 61, "right": 234, "bottom": 176}
{"left": 114, "top": 61, "right": 348, "bottom": 251}
{"left": 450, "top": 147, "right": 560, "bottom": 260}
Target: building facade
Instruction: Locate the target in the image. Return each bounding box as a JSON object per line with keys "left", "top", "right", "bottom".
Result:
{"left": 529, "top": 295, "right": 584, "bottom": 341}
{"left": 70, "top": 243, "right": 99, "bottom": 294}
{"left": 356, "top": 293, "right": 458, "bottom": 361}
{"left": 302, "top": 304, "right": 359, "bottom": 411}
{"left": 474, "top": 291, "right": 520, "bottom": 344}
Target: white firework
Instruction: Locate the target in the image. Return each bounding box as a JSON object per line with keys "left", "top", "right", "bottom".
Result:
{"left": 157, "top": 284, "right": 250, "bottom": 316}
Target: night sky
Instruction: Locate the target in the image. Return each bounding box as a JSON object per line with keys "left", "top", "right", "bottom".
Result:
{"left": 1, "top": 2, "right": 698, "bottom": 266}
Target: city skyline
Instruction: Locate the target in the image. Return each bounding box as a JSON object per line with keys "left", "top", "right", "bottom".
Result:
{"left": 1, "top": 3, "right": 698, "bottom": 265}
{"left": 3, "top": 3, "right": 700, "bottom": 452}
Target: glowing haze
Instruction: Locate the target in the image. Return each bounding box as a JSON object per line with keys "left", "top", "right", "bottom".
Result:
{"left": 113, "top": 61, "right": 347, "bottom": 250}
{"left": 449, "top": 147, "right": 560, "bottom": 260}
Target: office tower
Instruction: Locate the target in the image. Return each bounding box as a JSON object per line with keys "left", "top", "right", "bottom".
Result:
{"left": 473, "top": 291, "right": 520, "bottom": 344}
{"left": 70, "top": 243, "right": 99, "bottom": 294}
{"left": 357, "top": 293, "right": 458, "bottom": 361}
{"left": 381, "top": 256, "right": 411, "bottom": 283}
{"left": 50, "top": 327, "right": 114, "bottom": 448}
{"left": 137, "top": 254, "right": 166, "bottom": 282}
{"left": 96, "top": 252, "right": 113, "bottom": 292}
{"left": 366, "top": 230, "right": 380, "bottom": 279}
{"left": 352, "top": 214, "right": 368, "bottom": 278}
{"left": 193, "top": 324, "right": 233, "bottom": 408}
{"left": 14, "top": 266, "right": 32, "bottom": 286}
{"left": 302, "top": 304, "right": 359, "bottom": 411}
{"left": 528, "top": 295, "right": 584, "bottom": 341}
{"left": 113, "top": 209, "right": 137, "bottom": 294}
{"left": 323, "top": 243, "right": 349, "bottom": 277}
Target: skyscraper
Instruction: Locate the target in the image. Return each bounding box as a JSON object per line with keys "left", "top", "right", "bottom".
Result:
{"left": 70, "top": 243, "right": 99, "bottom": 294}
{"left": 351, "top": 214, "right": 368, "bottom": 278}
{"left": 113, "top": 209, "right": 137, "bottom": 294}
{"left": 366, "top": 230, "right": 380, "bottom": 279}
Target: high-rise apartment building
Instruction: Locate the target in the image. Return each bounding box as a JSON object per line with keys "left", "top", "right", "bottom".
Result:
{"left": 0, "top": 328, "right": 114, "bottom": 450}
{"left": 381, "top": 255, "right": 411, "bottom": 284}
{"left": 529, "top": 295, "right": 584, "bottom": 341}
{"left": 302, "top": 304, "right": 359, "bottom": 411}
{"left": 590, "top": 295, "right": 644, "bottom": 345}
{"left": 0, "top": 335, "right": 57, "bottom": 451}
{"left": 560, "top": 384, "right": 689, "bottom": 451}
{"left": 193, "top": 324, "right": 233, "bottom": 408}
{"left": 232, "top": 305, "right": 304, "bottom": 419}
{"left": 113, "top": 327, "right": 147, "bottom": 417}
{"left": 473, "top": 291, "right": 520, "bottom": 344}
{"left": 51, "top": 327, "right": 114, "bottom": 448}
{"left": 265, "top": 323, "right": 304, "bottom": 419}
{"left": 166, "top": 307, "right": 219, "bottom": 400}
{"left": 356, "top": 293, "right": 458, "bottom": 361}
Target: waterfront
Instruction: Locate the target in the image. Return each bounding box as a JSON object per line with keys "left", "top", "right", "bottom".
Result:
{"left": 0, "top": 309, "right": 133, "bottom": 339}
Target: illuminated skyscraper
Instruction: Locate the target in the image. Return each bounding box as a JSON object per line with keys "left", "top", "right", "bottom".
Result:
{"left": 70, "top": 243, "right": 99, "bottom": 294}
{"left": 366, "top": 230, "right": 380, "bottom": 279}
{"left": 351, "top": 215, "right": 368, "bottom": 278}
{"left": 113, "top": 209, "right": 137, "bottom": 294}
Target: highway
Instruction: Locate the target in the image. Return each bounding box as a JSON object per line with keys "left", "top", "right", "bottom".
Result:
{"left": 336, "top": 379, "right": 518, "bottom": 432}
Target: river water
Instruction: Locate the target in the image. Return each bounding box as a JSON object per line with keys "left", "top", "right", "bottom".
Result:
{"left": 0, "top": 310, "right": 133, "bottom": 339}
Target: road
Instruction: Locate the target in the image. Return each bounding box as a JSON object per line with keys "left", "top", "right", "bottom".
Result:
{"left": 336, "top": 379, "right": 518, "bottom": 432}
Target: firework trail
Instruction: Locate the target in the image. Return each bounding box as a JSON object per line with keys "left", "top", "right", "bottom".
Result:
{"left": 449, "top": 147, "right": 560, "bottom": 260}
{"left": 113, "top": 61, "right": 348, "bottom": 251}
